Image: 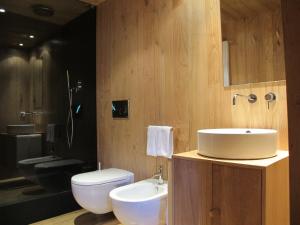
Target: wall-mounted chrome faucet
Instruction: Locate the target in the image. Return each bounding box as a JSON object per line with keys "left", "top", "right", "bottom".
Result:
{"left": 152, "top": 165, "right": 164, "bottom": 185}
{"left": 265, "top": 92, "right": 276, "bottom": 109}
{"left": 232, "top": 94, "right": 257, "bottom": 106}
{"left": 19, "top": 111, "right": 46, "bottom": 120}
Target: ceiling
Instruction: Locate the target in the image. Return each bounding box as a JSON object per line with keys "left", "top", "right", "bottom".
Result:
{"left": 0, "top": 11, "right": 60, "bottom": 49}
{"left": 0, "top": 0, "right": 92, "bottom": 49}
{"left": 221, "top": 0, "right": 281, "bottom": 20}
{"left": 0, "top": 0, "right": 91, "bottom": 25}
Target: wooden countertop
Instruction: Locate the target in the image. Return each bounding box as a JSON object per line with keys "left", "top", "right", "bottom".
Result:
{"left": 173, "top": 150, "right": 289, "bottom": 169}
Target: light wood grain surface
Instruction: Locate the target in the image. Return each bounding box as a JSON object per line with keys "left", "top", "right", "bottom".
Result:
{"left": 173, "top": 150, "right": 289, "bottom": 168}
{"left": 31, "top": 209, "right": 121, "bottom": 225}
{"left": 264, "top": 157, "right": 290, "bottom": 225}
{"left": 222, "top": 3, "right": 285, "bottom": 85}
{"left": 96, "top": 1, "right": 288, "bottom": 224}
{"left": 212, "top": 164, "right": 262, "bottom": 225}
{"left": 80, "top": 0, "right": 107, "bottom": 6}
{"left": 173, "top": 152, "right": 289, "bottom": 225}
{"left": 96, "top": 0, "right": 288, "bottom": 176}
{"left": 173, "top": 159, "right": 212, "bottom": 225}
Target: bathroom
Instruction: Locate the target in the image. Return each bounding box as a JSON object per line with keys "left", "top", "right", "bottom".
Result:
{"left": 0, "top": 1, "right": 96, "bottom": 224}
{"left": 0, "top": 0, "right": 299, "bottom": 224}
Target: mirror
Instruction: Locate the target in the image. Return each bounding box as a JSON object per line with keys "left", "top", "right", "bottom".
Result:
{"left": 221, "top": 0, "right": 286, "bottom": 87}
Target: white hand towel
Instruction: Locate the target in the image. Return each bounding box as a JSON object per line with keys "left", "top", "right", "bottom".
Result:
{"left": 147, "top": 125, "right": 173, "bottom": 159}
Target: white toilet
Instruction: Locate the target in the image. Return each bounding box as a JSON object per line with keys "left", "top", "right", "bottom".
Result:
{"left": 71, "top": 168, "right": 134, "bottom": 214}
{"left": 110, "top": 179, "right": 168, "bottom": 225}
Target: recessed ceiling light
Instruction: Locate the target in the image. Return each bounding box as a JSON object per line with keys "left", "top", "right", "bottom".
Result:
{"left": 19, "top": 43, "right": 24, "bottom": 47}
{"left": 0, "top": 8, "right": 6, "bottom": 13}
{"left": 29, "top": 35, "right": 35, "bottom": 39}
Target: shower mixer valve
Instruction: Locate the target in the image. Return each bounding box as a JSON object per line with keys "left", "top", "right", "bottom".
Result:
{"left": 72, "top": 80, "right": 83, "bottom": 93}
{"left": 265, "top": 92, "right": 276, "bottom": 109}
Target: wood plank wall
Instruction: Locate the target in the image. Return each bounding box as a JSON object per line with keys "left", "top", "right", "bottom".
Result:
{"left": 221, "top": 7, "right": 286, "bottom": 85}
{"left": 281, "top": 0, "right": 300, "bottom": 224}
{"left": 96, "top": 0, "right": 288, "bottom": 180}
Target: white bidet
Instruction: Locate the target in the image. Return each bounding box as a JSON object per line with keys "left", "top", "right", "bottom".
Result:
{"left": 109, "top": 179, "right": 168, "bottom": 225}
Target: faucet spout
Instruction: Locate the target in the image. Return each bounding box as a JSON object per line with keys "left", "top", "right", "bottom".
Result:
{"left": 233, "top": 93, "right": 257, "bottom": 106}
{"left": 152, "top": 165, "right": 164, "bottom": 185}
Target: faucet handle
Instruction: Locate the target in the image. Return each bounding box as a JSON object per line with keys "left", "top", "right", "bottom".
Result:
{"left": 248, "top": 94, "right": 257, "bottom": 103}
{"left": 265, "top": 92, "right": 276, "bottom": 109}
{"left": 265, "top": 92, "right": 276, "bottom": 101}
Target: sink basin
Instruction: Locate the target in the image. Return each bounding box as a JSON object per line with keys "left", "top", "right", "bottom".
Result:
{"left": 6, "top": 124, "right": 35, "bottom": 135}
{"left": 197, "top": 128, "right": 277, "bottom": 159}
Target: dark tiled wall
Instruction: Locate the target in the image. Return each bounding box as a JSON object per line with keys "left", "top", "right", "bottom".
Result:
{"left": 30, "top": 9, "right": 97, "bottom": 164}
{"left": 0, "top": 9, "right": 97, "bottom": 179}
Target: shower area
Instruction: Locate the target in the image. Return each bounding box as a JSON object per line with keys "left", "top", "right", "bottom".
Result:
{"left": 0, "top": 2, "right": 96, "bottom": 224}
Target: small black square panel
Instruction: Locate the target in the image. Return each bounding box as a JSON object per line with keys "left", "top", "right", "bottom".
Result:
{"left": 112, "top": 100, "right": 129, "bottom": 119}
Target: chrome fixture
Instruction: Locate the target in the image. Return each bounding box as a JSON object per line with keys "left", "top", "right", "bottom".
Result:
{"left": 265, "top": 92, "right": 276, "bottom": 109}
{"left": 232, "top": 93, "right": 257, "bottom": 106}
{"left": 66, "top": 70, "right": 74, "bottom": 149}
{"left": 66, "top": 70, "right": 83, "bottom": 149}
{"left": 152, "top": 165, "right": 164, "bottom": 185}
{"left": 19, "top": 111, "right": 45, "bottom": 119}
{"left": 74, "top": 80, "right": 83, "bottom": 93}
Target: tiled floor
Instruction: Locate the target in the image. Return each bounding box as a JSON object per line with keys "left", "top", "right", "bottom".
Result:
{"left": 31, "top": 209, "right": 121, "bottom": 225}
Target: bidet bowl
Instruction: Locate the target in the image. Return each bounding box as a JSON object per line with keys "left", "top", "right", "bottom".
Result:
{"left": 198, "top": 128, "right": 277, "bottom": 159}
{"left": 109, "top": 179, "right": 168, "bottom": 225}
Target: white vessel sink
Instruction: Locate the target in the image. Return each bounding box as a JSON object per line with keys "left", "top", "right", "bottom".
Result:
{"left": 6, "top": 124, "right": 35, "bottom": 135}
{"left": 197, "top": 128, "right": 277, "bottom": 159}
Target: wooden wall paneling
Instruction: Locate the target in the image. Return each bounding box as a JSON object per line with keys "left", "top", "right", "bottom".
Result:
{"left": 188, "top": 0, "right": 232, "bottom": 149}
{"left": 96, "top": 0, "right": 289, "bottom": 184}
{"left": 97, "top": 1, "right": 113, "bottom": 169}
{"left": 231, "top": 81, "right": 288, "bottom": 150}
{"left": 281, "top": 0, "right": 300, "bottom": 224}
{"left": 96, "top": 0, "right": 289, "bottom": 223}
{"left": 97, "top": 0, "right": 158, "bottom": 180}
{"left": 221, "top": 7, "right": 286, "bottom": 85}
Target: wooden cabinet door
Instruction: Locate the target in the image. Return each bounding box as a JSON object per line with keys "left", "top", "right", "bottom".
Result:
{"left": 173, "top": 158, "right": 212, "bottom": 225}
{"left": 212, "top": 165, "right": 262, "bottom": 225}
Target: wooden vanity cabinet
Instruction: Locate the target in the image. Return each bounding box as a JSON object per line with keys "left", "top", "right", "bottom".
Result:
{"left": 172, "top": 150, "right": 289, "bottom": 225}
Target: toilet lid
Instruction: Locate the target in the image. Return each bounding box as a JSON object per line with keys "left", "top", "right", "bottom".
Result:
{"left": 71, "top": 168, "right": 133, "bottom": 186}
{"left": 18, "top": 156, "right": 61, "bottom": 165}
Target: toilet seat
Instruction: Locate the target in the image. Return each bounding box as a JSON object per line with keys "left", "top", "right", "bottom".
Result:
{"left": 71, "top": 168, "right": 133, "bottom": 186}
{"left": 71, "top": 168, "right": 134, "bottom": 214}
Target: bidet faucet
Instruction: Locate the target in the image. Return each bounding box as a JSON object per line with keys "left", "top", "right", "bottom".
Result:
{"left": 152, "top": 165, "right": 164, "bottom": 185}
{"left": 232, "top": 93, "right": 257, "bottom": 106}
